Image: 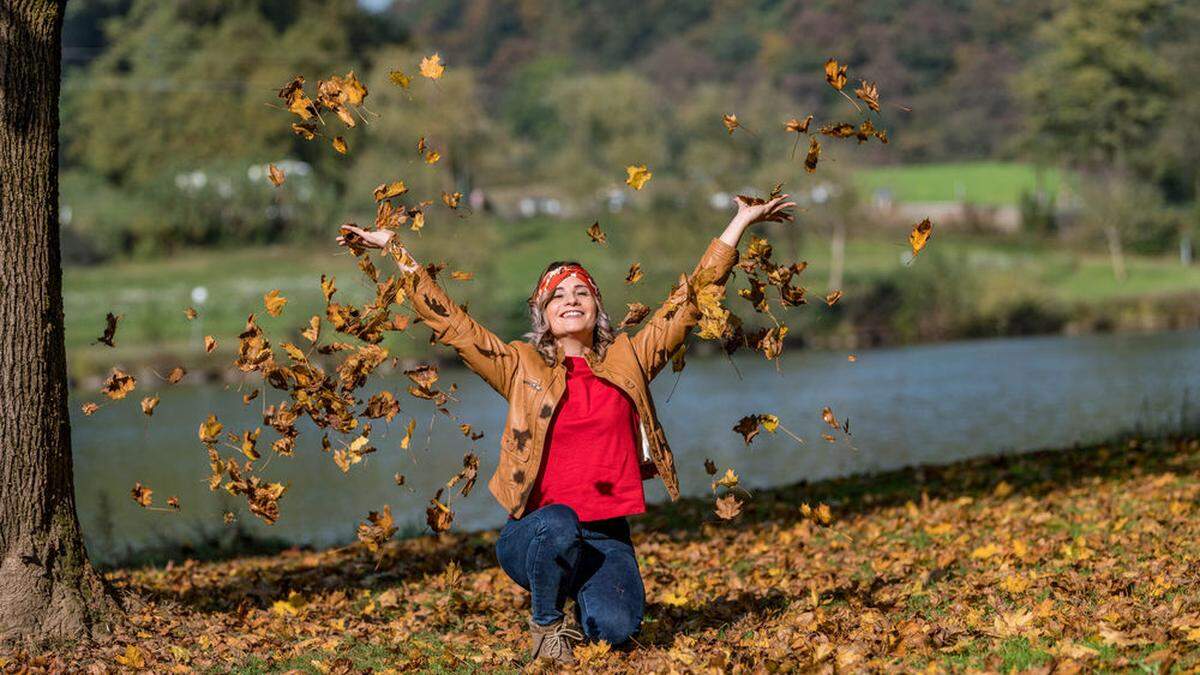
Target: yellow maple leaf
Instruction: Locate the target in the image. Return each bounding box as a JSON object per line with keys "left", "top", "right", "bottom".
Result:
{"left": 115, "top": 645, "right": 145, "bottom": 668}
{"left": 264, "top": 289, "right": 288, "bottom": 317}
{"left": 271, "top": 590, "right": 306, "bottom": 616}
{"left": 420, "top": 53, "right": 445, "bottom": 80}
{"left": 625, "top": 164, "right": 652, "bottom": 190}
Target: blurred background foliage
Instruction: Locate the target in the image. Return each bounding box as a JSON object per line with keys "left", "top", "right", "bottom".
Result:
{"left": 56, "top": 0, "right": 1200, "bottom": 372}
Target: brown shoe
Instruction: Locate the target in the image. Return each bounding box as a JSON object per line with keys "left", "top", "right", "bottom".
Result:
{"left": 529, "top": 615, "right": 585, "bottom": 663}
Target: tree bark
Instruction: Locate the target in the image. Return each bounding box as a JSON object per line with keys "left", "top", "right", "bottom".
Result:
{"left": 0, "top": 0, "right": 119, "bottom": 642}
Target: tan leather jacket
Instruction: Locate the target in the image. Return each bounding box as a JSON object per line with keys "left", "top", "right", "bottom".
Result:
{"left": 403, "top": 237, "right": 739, "bottom": 518}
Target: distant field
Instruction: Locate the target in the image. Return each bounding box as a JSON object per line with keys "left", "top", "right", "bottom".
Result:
{"left": 853, "top": 161, "right": 1067, "bottom": 206}
{"left": 63, "top": 214, "right": 1200, "bottom": 378}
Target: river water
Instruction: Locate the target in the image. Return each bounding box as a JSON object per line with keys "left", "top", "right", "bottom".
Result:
{"left": 71, "top": 329, "right": 1200, "bottom": 563}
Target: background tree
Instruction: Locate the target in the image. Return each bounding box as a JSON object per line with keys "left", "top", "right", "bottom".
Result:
{"left": 0, "top": 0, "right": 119, "bottom": 640}
{"left": 1017, "top": 0, "right": 1173, "bottom": 280}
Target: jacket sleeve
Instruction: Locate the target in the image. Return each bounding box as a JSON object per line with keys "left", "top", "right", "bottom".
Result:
{"left": 629, "top": 237, "right": 739, "bottom": 381}
{"left": 404, "top": 264, "right": 520, "bottom": 399}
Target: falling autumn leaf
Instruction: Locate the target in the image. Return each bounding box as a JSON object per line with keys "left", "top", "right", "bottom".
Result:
{"left": 619, "top": 303, "right": 651, "bottom": 329}
{"left": 267, "top": 164, "right": 285, "bottom": 187}
{"left": 388, "top": 69, "right": 411, "bottom": 89}
{"left": 625, "top": 164, "right": 652, "bottom": 190}
{"left": 804, "top": 137, "right": 821, "bottom": 173}
{"left": 449, "top": 271, "right": 473, "bottom": 281}
{"left": 820, "top": 122, "right": 857, "bottom": 138}
{"left": 426, "top": 489, "right": 453, "bottom": 533}
{"left": 715, "top": 494, "right": 744, "bottom": 520}
{"left": 722, "top": 113, "right": 741, "bottom": 135}
{"left": 166, "top": 366, "right": 186, "bottom": 384}
{"left": 199, "top": 414, "right": 223, "bottom": 445}
{"left": 373, "top": 180, "right": 407, "bottom": 202}
{"left": 81, "top": 402, "right": 99, "bottom": 416}
{"left": 822, "top": 406, "right": 840, "bottom": 430}
{"left": 625, "top": 263, "right": 643, "bottom": 285}
{"left": 264, "top": 289, "right": 288, "bottom": 317}
{"left": 291, "top": 122, "right": 317, "bottom": 140}
{"left": 184, "top": 307, "right": 198, "bottom": 320}
{"left": 332, "top": 136, "right": 348, "bottom": 154}
{"left": 419, "top": 53, "right": 445, "bottom": 80}
{"left": 824, "top": 58, "right": 848, "bottom": 91}
{"left": 400, "top": 418, "right": 417, "bottom": 450}
{"left": 96, "top": 312, "right": 119, "bottom": 347}
{"left": 357, "top": 505, "right": 397, "bottom": 553}
{"left": 131, "top": 482, "right": 153, "bottom": 508}
{"left": 441, "top": 191, "right": 462, "bottom": 208}
{"left": 712, "top": 468, "right": 739, "bottom": 492}
{"left": 586, "top": 221, "right": 607, "bottom": 245}
{"left": 854, "top": 80, "right": 880, "bottom": 112}
{"left": 101, "top": 368, "right": 136, "bottom": 400}
{"left": 734, "top": 415, "right": 761, "bottom": 445}
{"left": 167, "top": 496, "right": 180, "bottom": 510}
{"left": 909, "top": 218, "right": 934, "bottom": 257}
{"left": 204, "top": 336, "right": 216, "bottom": 353}
{"left": 278, "top": 76, "right": 315, "bottom": 120}
{"left": 785, "top": 115, "right": 813, "bottom": 134}
{"left": 140, "top": 395, "right": 159, "bottom": 417}
{"left": 825, "top": 290, "right": 843, "bottom": 306}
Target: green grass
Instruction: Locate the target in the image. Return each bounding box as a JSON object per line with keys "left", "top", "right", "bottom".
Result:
{"left": 62, "top": 214, "right": 1200, "bottom": 378}
{"left": 853, "top": 161, "right": 1067, "bottom": 206}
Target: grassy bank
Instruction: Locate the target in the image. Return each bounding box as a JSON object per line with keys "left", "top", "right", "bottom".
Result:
{"left": 6, "top": 434, "right": 1198, "bottom": 671}
{"left": 852, "top": 162, "right": 1067, "bottom": 206}
{"left": 64, "top": 217, "right": 1200, "bottom": 380}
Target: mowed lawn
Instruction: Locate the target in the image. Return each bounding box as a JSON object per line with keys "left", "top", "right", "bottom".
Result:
{"left": 852, "top": 161, "right": 1068, "bottom": 206}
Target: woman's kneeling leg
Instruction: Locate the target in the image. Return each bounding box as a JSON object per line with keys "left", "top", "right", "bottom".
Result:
{"left": 571, "top": 526, "right": 644, "bottom": 646}
{"left": 495, "top": 504, "right": 583, "bottom": 625}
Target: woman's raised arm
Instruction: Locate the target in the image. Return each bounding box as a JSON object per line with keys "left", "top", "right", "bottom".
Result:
{"left": 337, "top": 225, "right": 520, "bottom": 399}
{"left": 629, "top": 194, "right": 796, "bottom": 380}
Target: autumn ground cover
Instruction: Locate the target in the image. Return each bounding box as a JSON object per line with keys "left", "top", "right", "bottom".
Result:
{"left": 5, "top": 434, "right": 1198, "bottom": 672}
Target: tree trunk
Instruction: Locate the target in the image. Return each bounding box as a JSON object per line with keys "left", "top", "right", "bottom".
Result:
{"left": 1103, "top": 224, "right": 1127, "bottom": 283}
{"left": 0, "top": 0, "right": 119, "bottom": 642}
{"left": 828, "top": 220, "right": 846, "bottom": 291}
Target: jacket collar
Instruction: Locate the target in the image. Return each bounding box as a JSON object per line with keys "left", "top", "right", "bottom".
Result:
{"left": 553, "top": 341, "right": 598, "bottom": 369}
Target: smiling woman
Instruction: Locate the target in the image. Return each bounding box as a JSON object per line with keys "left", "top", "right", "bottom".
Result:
{"left": 334, "top": 191, "right": 795, "bottom": 661}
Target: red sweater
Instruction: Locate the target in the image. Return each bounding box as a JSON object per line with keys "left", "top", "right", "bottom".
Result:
{"left": 524, "top": 356, "right": 647, "bottom": 522}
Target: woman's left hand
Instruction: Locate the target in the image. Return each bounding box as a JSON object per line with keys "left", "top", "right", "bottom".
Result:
{"left": 730, "top": 193, "right": 797, "bottom": 230}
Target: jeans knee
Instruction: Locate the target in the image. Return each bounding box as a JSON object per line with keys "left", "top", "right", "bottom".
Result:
{"left": 581, "top": 608, "right": 640, "bottom": 646}
{"left": 535, "top": 504, "right": 581, "bottom": 551}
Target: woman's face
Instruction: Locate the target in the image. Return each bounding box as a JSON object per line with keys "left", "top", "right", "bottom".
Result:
{"left": 544, "top": 277, "right": 598, "bottom": 338}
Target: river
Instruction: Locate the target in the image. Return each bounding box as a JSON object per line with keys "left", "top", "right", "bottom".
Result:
{"left": 71, "top": 329, "right": 1200, "bottom": 563}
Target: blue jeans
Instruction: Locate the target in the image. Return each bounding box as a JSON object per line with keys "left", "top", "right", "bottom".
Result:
{"left": 495, "top": 503, "right": 644, "bottom": 646}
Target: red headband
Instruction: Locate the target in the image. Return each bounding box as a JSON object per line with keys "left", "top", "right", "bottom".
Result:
{"left": 534, "top": 264, "right": 600, "bottom": 305}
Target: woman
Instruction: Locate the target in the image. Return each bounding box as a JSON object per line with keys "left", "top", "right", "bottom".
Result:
{"left": 336, "top": 192, "right": 795, "bottom": 662}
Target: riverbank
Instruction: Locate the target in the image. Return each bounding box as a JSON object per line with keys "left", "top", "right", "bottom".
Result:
{"left": 64, "top": 223, "right": 1200, "bottom": 383}
{"left": 8, "top": 434, "right": 1197, "bottom": 672}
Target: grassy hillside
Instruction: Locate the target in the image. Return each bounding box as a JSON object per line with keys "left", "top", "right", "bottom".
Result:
{"left": 853, "top": 162, "right": 1066, "bottom": 206}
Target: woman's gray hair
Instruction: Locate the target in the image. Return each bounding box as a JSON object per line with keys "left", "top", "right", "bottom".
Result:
{"left": 523, "top": 260, "right": 617, "bottom": 367}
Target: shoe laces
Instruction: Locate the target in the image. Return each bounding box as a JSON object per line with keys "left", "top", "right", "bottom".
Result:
{"left": 542, "top": 621, "right": 584, "bottom": 658}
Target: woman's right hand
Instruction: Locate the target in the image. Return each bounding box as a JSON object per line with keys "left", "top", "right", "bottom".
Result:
{"left": 337, "top": 224, "right": 393, "bottom": 250}
{"left": 337, "top": 224, "right": 420, "bottom": 272}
